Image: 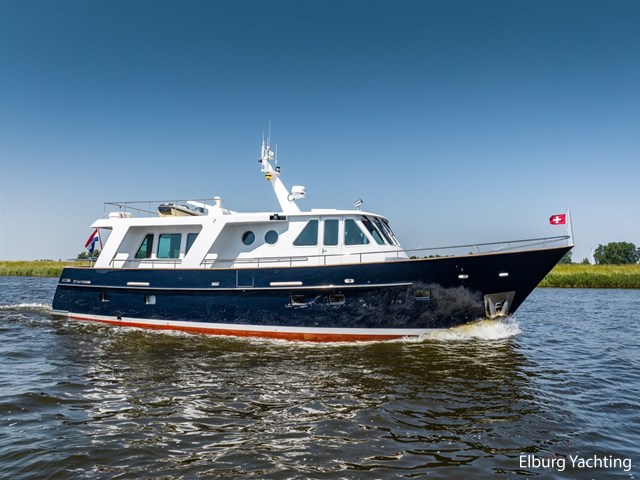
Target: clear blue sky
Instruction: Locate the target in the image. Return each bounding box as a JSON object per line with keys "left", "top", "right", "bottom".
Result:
{"left": 1, "top": 0, "right": 639, "bottom": 262}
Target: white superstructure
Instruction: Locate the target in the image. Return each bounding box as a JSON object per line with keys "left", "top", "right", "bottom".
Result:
{"left": 91, "top": 139, "right": 408, "bottom": 270}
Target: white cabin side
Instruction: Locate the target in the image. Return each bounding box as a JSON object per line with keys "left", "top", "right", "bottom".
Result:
{"left": 92, "top": 209, "right": 407, "bottom": 269}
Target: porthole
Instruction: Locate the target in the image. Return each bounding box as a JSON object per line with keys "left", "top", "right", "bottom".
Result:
{"left": 242, "top": 231, "right": 255, "bottom": 245}
{"left": 265, "top": 230, "right": 279, "bottom": 245}
{"left": 145, "top": 295, "right": 156, "bottom": 305}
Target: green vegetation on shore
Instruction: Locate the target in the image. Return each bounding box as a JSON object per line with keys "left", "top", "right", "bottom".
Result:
{"left": 538, "top": 264, "right": 640, "bottom": 289}
{"left": 1, "top": 261, "right": 639, "bottom": 288}
{"left": 0, "top": 260, "right": 85, "bottom": 277}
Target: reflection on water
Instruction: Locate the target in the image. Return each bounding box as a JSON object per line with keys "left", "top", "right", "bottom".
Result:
{"left": 0, "top": 277, "right": 638, "bottom": 479}
{"left": 34, "top": 320, "right": 540, "bottom": 478}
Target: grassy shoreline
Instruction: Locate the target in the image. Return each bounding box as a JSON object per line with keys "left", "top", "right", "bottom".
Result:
{"left": 0, "top": 260, "right": 90, "bottom": 277}
{"left": 1, "top": 261, "right": 639, "bottom": 289}
{"left": 537, "top": 264, "right": 640, "bottom": 289}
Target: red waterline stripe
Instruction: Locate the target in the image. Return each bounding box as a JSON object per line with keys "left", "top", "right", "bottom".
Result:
{"left": 66, "top": 314, "right": 406, "bottom": 342}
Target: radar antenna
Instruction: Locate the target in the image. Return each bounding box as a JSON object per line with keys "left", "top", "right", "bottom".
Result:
{"left": 258, "top": 133, "right": 304, "bottom": 214}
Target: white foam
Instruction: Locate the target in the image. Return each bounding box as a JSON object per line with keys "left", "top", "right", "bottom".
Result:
{"left": 0, "top": 303, "right": 52, "bottom": 312}
{"left": 420, "top": 317, "right": 521, "bottom": 341}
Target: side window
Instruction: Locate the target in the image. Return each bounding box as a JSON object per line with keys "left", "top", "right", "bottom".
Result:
{"left": 294, "top": 220, "right": 318, "bottom": 246}
{"left": 135, "top": 234, "right": 154, "bottom": 259}
{"left": 185, "top": 233, "right": 198, "bottom": 254}
{"left": 324, "top": 219, "right": 339, "bottom": 246}
{"left": 157, "top": 233, "right": 181, "bottom": 258}
{"left": 344, "top": 219, "right": 370, "bottom": 246}
{"left": 362, "top": 217, "right": 385, "bottom": 245}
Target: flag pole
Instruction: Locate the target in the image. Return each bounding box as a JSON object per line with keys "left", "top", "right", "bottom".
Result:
{"left": 566, "top": 209, "right": 575, "bottom": 247}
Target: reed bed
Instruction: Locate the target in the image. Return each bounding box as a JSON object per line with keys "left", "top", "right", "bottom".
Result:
{"left": 0, "top": 261, "right": 89, "bottom": 277}
{"left": 539, "top": 264, "right": 640, "bottom": 289}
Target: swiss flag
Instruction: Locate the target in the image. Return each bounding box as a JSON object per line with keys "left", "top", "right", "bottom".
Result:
{"left": 549, "top": 213, "right": 567, "bottom": 225}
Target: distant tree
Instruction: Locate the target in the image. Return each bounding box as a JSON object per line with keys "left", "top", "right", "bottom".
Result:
{"left": 77, "top": 250, "right": 100, "bottom": 260}
{"left": 558, "top": 251, "right": 573, "bottom": 264}
{"left": 593, "top": 242, "right": 640, "bottom": 265}
{"left": 580, "top": 257, "right": 591, "bottom": 265}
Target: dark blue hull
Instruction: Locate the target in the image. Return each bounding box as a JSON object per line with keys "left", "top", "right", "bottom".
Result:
{"left": 52, "top": 246, "right": 570, "bottom": 341}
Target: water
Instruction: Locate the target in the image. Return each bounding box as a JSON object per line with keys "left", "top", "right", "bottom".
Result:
{"left": 0, "top": 276, "right": 638, "bottom": 479}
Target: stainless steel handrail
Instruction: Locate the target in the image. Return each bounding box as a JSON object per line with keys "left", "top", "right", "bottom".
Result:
{"left": 107, "top": 234, "right": 570, "bottom": 269}
{"left": 104, "top": 199, "right": 221, "bottom": 217}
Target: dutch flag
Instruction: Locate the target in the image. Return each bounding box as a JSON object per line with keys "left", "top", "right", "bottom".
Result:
{"left": 85, "top": 229, "right": 102, "bottom": 254}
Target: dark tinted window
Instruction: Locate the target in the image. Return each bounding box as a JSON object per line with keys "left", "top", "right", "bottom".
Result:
{"left": 362, "top": 217, "right": 385, "bottom": 245}
{"left": 242, "top": 231, "right": 255, "bottom": 245}
{"left": 294, "top": 220, "right": 318, "bottom": 246}
{"left": 372, "top": 217, "right": 393, "bottom": 245}
{"left": 186, "top": 233, "right": 198, "bottom": 253}
{"left": 265, "top": 230, "right": 279, "bottom": 245}
{"left": 158, "top": 234, "right": 181, "bottom": 258}
{"left": 323, "top": 219, "right": 339, "bottom": 246}
{"left": 344, "top": 219, "right": 369, "bottom": 246}
{"left": 135, "top": 234, "right": 154, "bottom": 259}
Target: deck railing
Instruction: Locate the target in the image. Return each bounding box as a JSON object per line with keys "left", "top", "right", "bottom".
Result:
{"left": 403, "top": 235, "right": 571, "bottom": 259}
{"left": 107, "top": 235, "right": 571, "bottom": 269}
{"left": 104, "top": 199, "right": 222, "bottom": 217}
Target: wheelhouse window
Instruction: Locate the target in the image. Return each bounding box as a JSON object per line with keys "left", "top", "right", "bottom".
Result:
{"left": 185, "top": 233, "right": 199, "bottom": 254}
{"left": 344, "top": 219, "right": 369, "bottom": 246}
{"left": 135, "top": 234, "right": 154, "bottom": 259}
{"left": 372, "top": 217, "right": 394, "bottom": 245}
{"left": 294, "top": 220, "right": 318, "bottom": 246}
{"left": 382, "top": 219, "right": 399, "bottom": 245}
{"left": 323, "top": 219, "right": 339, "bottom": 246}
{"left": 157, "top": 233, "right": 181, "bottom": 259}
{"left": 362, "top": 217, "right": 385, "bottom": 245}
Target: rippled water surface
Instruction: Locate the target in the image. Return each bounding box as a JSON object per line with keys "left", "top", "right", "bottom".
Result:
{"left": 0, "top": 276, "right": 638, "bottom": 479}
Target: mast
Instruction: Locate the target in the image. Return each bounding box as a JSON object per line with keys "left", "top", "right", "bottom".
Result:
{"left": 259, "top": 138, "right": 305, "bottom": 214}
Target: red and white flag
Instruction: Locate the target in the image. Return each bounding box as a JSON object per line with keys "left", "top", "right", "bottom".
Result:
{"left": 549, "top": 213, "right": 567, "bottom": 225}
